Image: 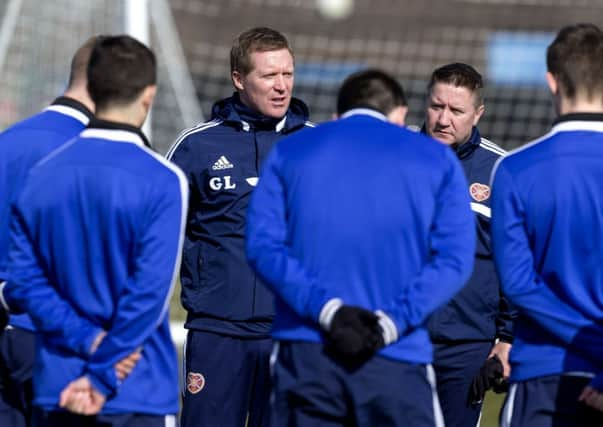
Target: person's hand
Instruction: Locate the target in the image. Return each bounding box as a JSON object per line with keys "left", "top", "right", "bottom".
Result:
{"left": 579, "top": 375, "right": 603, "bottom": 412}
{"left": 468, "top": 355, "right": 505, "bottom": 404}
{"left": 59, "top": 376, "right": 106, "bottom": 415}
{"left": 488, "top": 341, "right": 512, "bottom": 379}
{"left": 115, "top": 348, "right": 142, "bottom": 380}
{"left": 324, "top": 305, "right": 384, "bottom": 364}
{"left": 90, "top": 330, "right": 141, "bottom": 380}
{"left": 579, "top": 386, "right": 603, "bottom": 412}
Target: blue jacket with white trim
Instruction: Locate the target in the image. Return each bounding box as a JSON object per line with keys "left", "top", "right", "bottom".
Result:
{"left": 427, "top": 127, "right": 515, "bottom": 343}
{"left": 4, "top": 120, "right": 187, "bottom": 414}
{"left": 167, "top": 93, "right": 312, "bottom": 337}
{"left": 491, "top": 113, "right": 603, "bottom": 383}
{"left": 0, "top": 97, "right": 92, "bottom": 331}
{"left": 246, "top": 110, "right": 476, "bottom": 364}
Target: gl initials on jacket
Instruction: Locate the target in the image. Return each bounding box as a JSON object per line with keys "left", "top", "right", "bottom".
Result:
{"left": 209, "top": 176, "right": 236, "bottom": 191}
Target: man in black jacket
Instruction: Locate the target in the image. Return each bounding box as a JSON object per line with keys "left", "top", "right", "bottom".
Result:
{"left": 167, "top": 27, "right": 312, "bottom": 427}
{"left": 423, "top": 63, "right": 515, "bottom": 427}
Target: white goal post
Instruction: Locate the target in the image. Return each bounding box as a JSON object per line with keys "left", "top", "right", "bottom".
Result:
{"left": 0, "top": 0, "right": 203, "bottom": 154}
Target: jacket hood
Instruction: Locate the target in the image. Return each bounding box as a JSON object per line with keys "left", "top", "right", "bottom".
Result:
{"left": 211, "top": 93, "right": 310, "bottom": 133}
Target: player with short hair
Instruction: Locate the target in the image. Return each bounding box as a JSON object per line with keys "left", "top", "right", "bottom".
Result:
{"left": 3, "top": 35, "right": 187, "bottom": 427}
{"left": 167, "top": 26, "right": 312, "bottom": 427}
{"left": 246, "top": 68, "right": 476, "bottom": 426}
{"left": 0, "top": 35, "right": 100, "bottom": 427}
{"left": 422, "top": 62, "right": 515, "bottom": 427}
{"left": 492, "top": 23, "right": 603, "bottom": 426}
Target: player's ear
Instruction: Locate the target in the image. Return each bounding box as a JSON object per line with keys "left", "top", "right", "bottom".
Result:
{"left": 546, "top": 72, "right": 558, "bottom": 96}
{"left": 232, "top": 70, "right": 244, "bottom": 91}
{"left": 141, "top": 85, "right": 157, "bottom": 114}
{"left": 387, "top": 105, "right": 408, "bottom": 126}
{"left": 473, "top": 104, "right": 485, "bottom": 126}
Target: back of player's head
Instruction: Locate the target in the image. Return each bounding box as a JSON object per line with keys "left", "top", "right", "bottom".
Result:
{"left": 230, "top": 27, "right": 293, "bottom": 75}
{"left": 427, "top": 63, "right": 484, "bottom": 107}
{"left": 336, "top": 69, "right": 407, "bottom": 116}
{"left": 547, "top": 23, "right": 603, "bottom": 102}
{"left": 67, "top": 35, "right": 105, "bottom": 88}
{"left": 87, "top": 35, "right": 156, "bottom": 111}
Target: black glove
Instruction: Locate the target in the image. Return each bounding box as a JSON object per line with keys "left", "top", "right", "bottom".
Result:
{"left": 468, "top": 355, "right": 506, "bottom": 404}
{"left": 324, "top": 305, "right": 384, "bottom": 365}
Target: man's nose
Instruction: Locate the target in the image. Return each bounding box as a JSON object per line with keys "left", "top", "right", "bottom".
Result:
{"left": 274, "top": 75, "right": 285, "bottom": 91}
{"left": 437, "top": 108, "right": 451, "bottom": 126}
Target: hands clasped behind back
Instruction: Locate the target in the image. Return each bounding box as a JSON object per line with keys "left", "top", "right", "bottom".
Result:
{"left": 323, "top": 305, "right": 385, "bottom": 366}
{"left": 59, "top": 330, "right": 143, "bottom": 415}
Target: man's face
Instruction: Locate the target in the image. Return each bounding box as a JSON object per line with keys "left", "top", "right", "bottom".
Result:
{"left": 232, "top": 48, "right": 294, "bottom": 119}
{"left": 425, "top": 82, "right": 484, "bottom": 145}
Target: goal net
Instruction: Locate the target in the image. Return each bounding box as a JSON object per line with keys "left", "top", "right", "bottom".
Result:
{"left": 166, "top": 0, "right": 602, "bottom": 149}
{"left": 0, "top": 0, "right": 202, "bottom": 155}
{"left": 1, "top": 0, "right": 602, "bottom": 152}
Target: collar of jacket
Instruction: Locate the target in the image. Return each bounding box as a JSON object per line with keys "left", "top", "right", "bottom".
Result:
{"left": 453, "top": 127, "right": 481, "bottom": 160}
{"left": 553, "top": 112, "right": 603, "bottom": 125}
{"left": 420, "top": 124, "right": 481, "bottom": 160}
{"left": 210, "top": 93, "right": 310, "bottom": 133}
{"left": 87, "top": 117, "right": 152, "bottom": 148}
{"left": 340, "top": 107, "right": 387, "bottom": 121}
{"left": 52, "top": 96, "right": 94, "bottom": 122}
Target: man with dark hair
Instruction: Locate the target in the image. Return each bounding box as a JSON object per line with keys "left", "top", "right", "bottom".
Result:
{"left": 336, "top": 69, "right": 407, "bottom": 123}
{"left": 3, "top": 35, "right": 187, "bottom": 427}
{"left": 422, "top": 62, "right": 515, "bottom": 427}
{"left": 167, "top": 26, "right": 312, "bottom": 427}
{"left": 246, "top": 68, "right": 476, "bottom": 426}
{"left": 0, "top": 35, "right": 99, "bottom": 427}
{"left": 492, "top": 23, "right": 603, "bottom": 426}
{"left": 87, "top": 36, "right": 157, "bottom": 110}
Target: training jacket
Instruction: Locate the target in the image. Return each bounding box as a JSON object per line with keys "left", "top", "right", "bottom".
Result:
{"left": 0, "top": 97, "right": 92, "bottom": 331}
{"left": 428, "top": 127, "right": 515, "bottom": 343}
{"left": 4, "top": 120, "right": 187, "bottom": 414}
{"left": 491, "top": 114, "right": 603, "bottom": 385}
{"left": 246, "top": 110, "right": 476, "bottom": 364}
{"left": 167, "top": 93, "right": 312, "bottom": 338}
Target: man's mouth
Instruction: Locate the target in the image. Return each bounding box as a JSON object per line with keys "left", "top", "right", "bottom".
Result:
{"left": 271, "top": 98, "right": 287, "bottom": 108}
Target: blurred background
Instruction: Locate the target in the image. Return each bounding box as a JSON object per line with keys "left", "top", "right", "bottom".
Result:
{"left": 2, "top": 0, "right": 602, "bottom": 155}
{"left": 2, "top": 1, "right": 602, "bottom": 424}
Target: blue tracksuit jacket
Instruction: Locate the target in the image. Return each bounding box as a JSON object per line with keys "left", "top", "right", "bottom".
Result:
{"left": 246, "top": 109, "right": 476, "bottom": 364}
{"left": 491, "top": 113, "right": 603, "bottom": 387}
{"left": 4, "top": 120, "right": 188, "bottom": 414}
{"left": 167, "top": 93, "right": 312, "bottom": 337}
{"left": 428, "top": 127, "right": 515, "bottom": 343}
{"left": 0, "top": 97, "right": 93, "bottom": 331}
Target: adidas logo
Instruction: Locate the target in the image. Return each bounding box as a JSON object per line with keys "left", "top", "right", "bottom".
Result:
{"left": 212, "top": 155, "right": 234, "bottom": 170}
